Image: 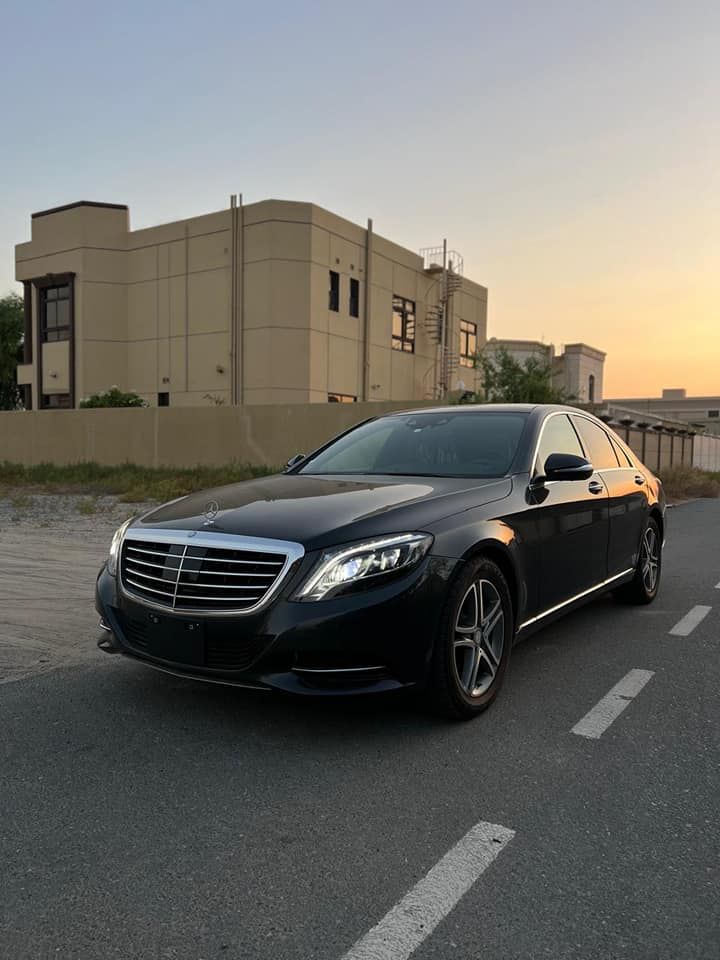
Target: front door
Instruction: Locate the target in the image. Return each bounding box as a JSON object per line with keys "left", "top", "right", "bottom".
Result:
{"left": 530, "top": 413, "right": 610, "bottom": 611}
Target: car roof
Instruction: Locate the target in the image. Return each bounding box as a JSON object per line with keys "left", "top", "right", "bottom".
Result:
{"left": 382, "top": 403, "right": 580, "bottom": 417}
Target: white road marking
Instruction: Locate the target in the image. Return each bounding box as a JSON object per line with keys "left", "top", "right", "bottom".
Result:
{"left": 571, "top": 669, "right": 654, "bottom": 740}
{"left": 669, "top": 605, "right": 712, "bottom": 636}
{"left": 341, "top": 820, "right": 515, "bottom": 960}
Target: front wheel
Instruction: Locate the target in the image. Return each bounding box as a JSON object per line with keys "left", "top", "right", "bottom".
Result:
{"left": 426, "top": 557, "right": 513, "bottom": 720}
{"left": 614, "top": 517, "right": 662, "bottom": 605}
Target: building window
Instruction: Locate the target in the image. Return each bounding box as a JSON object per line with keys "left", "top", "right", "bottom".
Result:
{"left": 40, "top": 284, "right": 71, "bottom": 342}
{"left": 158, "top": 392, "right": 169, "bottom": 407}
{"left": 349, "top": 277, "right": 360, "bottom": 318}
{"left": 328, "top": 393, "right": 357, "bottom": 403}
{"left": 392, "top": 295, "right": 415, "bottom": 353}
{"left": 41, "top": 393, "right": 72, "bottom": 409}
{"left": 708, "top": 409, "right": 719, "bottom": 418}
{"left": 329, "top": 271, "right": 340, "bottom": 312}
{"left": 588, "top": 374, "right": 596, "bottom": 403}
{"left": 459, "top": 320, "right": 477, "bottom": 367}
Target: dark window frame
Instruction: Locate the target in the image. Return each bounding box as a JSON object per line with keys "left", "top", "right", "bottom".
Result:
{"left": 39, "top": 283, "right": 72, "bottom": 343}
{"left": 158, "top": 392, "right": 170, "bottom": 407}
{"left": 40, "top": 393, "right": 72, "bottom": 409}
{"left": 33, "top": 273, "right": 75, "bottom": 410}
{"left": 349, "top": 277, "right": 360, "bottom": 318}
{"left": 329, "top": 270, "right": 340, "bottom": 312}
{"left": 588, "top": 373, "right": 596, "bottom": 403}
{"left": 392, "top": 295, "right": 416, "bottom": 353}
{"left": 708, "top": 409, "right": 719, "bottom": 418}
{"left": 459, "top": 319, "right": 477, "bottom": 368}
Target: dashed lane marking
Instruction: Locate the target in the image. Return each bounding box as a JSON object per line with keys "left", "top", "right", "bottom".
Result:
{"left": 340, "top": 820, "right": 515, "bottom": 960}
{"left": 571, "top": 669, "right": 655, "bottom": 739}
{"left": 669, "top": 605, "right": 712, "bottom": 636}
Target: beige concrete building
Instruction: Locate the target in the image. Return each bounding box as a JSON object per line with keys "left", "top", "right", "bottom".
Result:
{"left": 14, "top": 199, "right": 487, "bottom": 409}
{"left": 607, "top": 389, "right": 720, "bottom": 436}
{"left": 483, "top": 338, "right": 606, "bottom": 403}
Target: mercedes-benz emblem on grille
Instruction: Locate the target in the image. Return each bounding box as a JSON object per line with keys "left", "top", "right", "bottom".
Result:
{"left": 203, "top": 500, "right": 219, "bottom": 524}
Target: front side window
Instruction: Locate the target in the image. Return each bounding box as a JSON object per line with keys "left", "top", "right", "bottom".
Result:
{"left": 535, "top": 414, "right": 584, "bottom": 474}
{"left": 299, "top": 411, "right": 528, "bottom": 478}
{"left": 571, "top": 416, "right": 620, "bottom": 470}
{"left": 40, "top": 284, "right": 71, "bottom": 342}
{"left": 459, "top": 320, "right": 477, "bottom": 367}
{"left": 328, "top": 271, "right": 340, "bottom": 312}
{"left": 392, "top": 296, "right": 415, "bottom": 353}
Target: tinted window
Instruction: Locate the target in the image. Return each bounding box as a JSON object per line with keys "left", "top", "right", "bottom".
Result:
{"left": 571, "top": 416, "right": 620, "bottom": 470}
{"left": 328, "top": 271, "right": 339, "bottom": 311}
{"left": 535, "top": 414, "right": 583, "bottom": 473}
{"left": 610, "top": 435, "right": 634, "bottom": 467}
{"left": 299, "top": 412, "right": 528, "bottom": 478}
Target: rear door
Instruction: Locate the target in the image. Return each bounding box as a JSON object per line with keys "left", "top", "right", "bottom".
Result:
{"left": 571, "top": 415, "right": 649, "bottom": 578}
{"left": 530, "top": 412, "right": 610, "bottom": 610}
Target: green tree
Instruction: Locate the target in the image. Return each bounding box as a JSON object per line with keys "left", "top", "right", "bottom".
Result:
{"left": 459, "top": 346, "right": 576, "bottom": 404}
{"left": 0, "top": 292, "right": 24, "bottom": 410}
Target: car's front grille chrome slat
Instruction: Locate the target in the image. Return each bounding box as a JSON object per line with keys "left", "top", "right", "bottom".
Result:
{"left": 120, "top": 531, "right": 304, "bottom": 616}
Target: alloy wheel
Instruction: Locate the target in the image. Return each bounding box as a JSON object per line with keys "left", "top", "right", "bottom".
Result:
{"left": 641, "top": 526, "right": 660, "bottom": 593}
{"left": 453, "top": 579, "right": 505, "bottom": 697}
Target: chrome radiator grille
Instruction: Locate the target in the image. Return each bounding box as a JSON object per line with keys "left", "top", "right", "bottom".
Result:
{"left": 120, "top": 533, "right": 293, "bottom": 613}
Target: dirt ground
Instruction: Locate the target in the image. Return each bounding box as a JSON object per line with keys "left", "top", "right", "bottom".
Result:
{"left": 0, "top": 495, "right": 152, "bottom": 685}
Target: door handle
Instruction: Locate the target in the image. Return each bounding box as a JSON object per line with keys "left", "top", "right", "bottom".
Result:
{"left": 588, "top": 480, "right": 604, "bottom": 495}
{"left": 634, "top": 475, "right": 645, "bottom": 486}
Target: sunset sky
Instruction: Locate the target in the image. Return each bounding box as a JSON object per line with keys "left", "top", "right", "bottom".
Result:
{"left": 1, "top": 0, "right": 717, "bottom": 397}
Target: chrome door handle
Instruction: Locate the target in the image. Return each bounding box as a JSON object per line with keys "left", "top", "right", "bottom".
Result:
{"left": 588, "top": 480, "right": 604, "bottom": 495}
{"left": 634, "top": 475, "right": 645, "bottom": 485}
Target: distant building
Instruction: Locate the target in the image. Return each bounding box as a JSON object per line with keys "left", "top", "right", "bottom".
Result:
{"left": 483, "top": 338, "right": 606, "bottom": 403}
{"left": 607, "top": 389, "right": 720, "bottom": 435}
{"left": 14, "top": 199, "right": 487, "bottom": 409}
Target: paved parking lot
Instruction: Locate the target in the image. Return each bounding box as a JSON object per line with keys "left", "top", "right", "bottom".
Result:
{"left": 1, "top": 499, "right": 718, "bottom": 959}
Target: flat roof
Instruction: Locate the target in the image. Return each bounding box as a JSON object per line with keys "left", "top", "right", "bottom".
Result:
{"left": 31, "top": 201, "right": 129, "bottom": 220}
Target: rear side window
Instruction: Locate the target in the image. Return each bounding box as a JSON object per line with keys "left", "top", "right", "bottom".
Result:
{"left": 535, "top": 414, "right": 583, "bottom": 473}
{"left": 571, "top": 416, "right": 620, "bottom": 470}
{"left": 610, "top": 435, "right": 634, "bottom": 467}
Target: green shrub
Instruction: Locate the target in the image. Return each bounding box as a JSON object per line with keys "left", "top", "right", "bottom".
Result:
{"left": 80, "top": 387, "right": 147, "bottom": 408}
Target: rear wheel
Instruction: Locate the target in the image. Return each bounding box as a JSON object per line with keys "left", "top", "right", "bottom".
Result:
{"left": 614, "top": 517, "right": 662, "bottom": 604}
{"left": 426, "top": 556, "right": 513, "bottom": 720}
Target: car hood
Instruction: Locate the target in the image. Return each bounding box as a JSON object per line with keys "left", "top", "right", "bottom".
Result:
{"left": 134, "top": 473, "right": 512, "bottom": 551}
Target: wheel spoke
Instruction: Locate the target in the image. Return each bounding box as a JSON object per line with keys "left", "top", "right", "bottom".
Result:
{"left": 456, "top": 583, "right": 479, "bottom": 633}
{"left": 482, "top": 600, "right": 503, "bottom": 638}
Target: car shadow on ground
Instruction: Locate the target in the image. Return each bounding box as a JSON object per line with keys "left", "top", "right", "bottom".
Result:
{"left": 94, "top": 590, "right": 631, "bottom": 748}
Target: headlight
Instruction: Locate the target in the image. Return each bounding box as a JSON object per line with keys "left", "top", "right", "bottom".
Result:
{"left": 294, "top": 533, "right": 432, "bottom": 601}
{"left": 107, "top": 518, "right": 133, "bottom": 577}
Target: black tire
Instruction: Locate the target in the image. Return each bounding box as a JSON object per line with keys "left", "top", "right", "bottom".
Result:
{"left": 613, "top": 516, "right": 662, "bottom": 605}
{"left": 426, "top": 556, "right": 513, "bottom": 720}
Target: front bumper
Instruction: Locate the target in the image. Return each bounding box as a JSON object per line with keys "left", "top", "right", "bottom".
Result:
{"left": 95, "top": 555, "right": 457, "bottom": 696}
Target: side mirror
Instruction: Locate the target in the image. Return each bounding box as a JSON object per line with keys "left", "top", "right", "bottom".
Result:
{"left": 540, "top": 453, "right": 594, "bottom": 482}
{"left": 285, "top": 453, "right": 306, "bottom": 471}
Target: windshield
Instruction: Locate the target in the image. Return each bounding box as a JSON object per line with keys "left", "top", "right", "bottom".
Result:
{"left": 299, "top": 411, "right": 527, "bottom": 478}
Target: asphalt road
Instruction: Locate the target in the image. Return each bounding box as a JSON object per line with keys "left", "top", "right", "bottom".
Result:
{"left": 1, "top": 500, "right": 719, "bottom": 960}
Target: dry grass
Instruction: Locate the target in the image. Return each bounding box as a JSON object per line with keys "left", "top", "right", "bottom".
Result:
{"left": 0, "top": 461, "right": 277, "bottom": 503}
{"left": 658, "top": 465, "right": 720, "bottom": 501}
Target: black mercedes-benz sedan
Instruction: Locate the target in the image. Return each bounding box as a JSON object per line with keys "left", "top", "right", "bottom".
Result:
{"left": 96, "top": 404, "right": 665, "bottom": 719}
